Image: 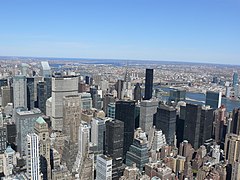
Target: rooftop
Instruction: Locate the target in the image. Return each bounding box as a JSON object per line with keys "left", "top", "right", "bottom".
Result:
{"left": 36, "top": 117, "right": 46, "bottom": 124}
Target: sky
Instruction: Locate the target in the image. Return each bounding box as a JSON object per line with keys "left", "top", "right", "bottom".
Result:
{"left": 0, "top": 0, "right": 240, "bottom": 64}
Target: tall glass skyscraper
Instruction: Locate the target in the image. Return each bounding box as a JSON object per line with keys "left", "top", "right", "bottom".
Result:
{"left": 233, "top": 72, "right": 239, "bottom": 86}
{"left": 144, "top": 69, "right": 153, "bottom": 100}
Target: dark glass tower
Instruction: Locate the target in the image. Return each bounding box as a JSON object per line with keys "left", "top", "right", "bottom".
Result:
{"left": 37, "top": 82, "right": 46, "bottom": 114}
{"left": 105, "top": 119, "right": 124, "bottom": 180}
{"left": 134, "top": 83, "right": 142, "bottom": 102}
{"left": 155, "top": 103, "right": 176, "bottom": 145}
{"left": 27, "top": 77, "right": 35, "bottom": 110}
{"left": 183, "top": 104, "right": 214, "bottom": 149}
{"left": 115, "top": 100, "right": 137, "bottom": 158}
{"left": 144, "top": 69, "right": 153, "bottom": 100}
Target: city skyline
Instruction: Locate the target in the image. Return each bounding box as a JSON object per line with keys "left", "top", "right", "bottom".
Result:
{"left": 0, "top": 0, "right": 240, "bottom": 64}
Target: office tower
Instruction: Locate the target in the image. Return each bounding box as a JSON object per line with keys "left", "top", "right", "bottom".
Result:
{"left": 176, "top": 105, "right": 186, "bottom": 148}
{"left": 144, "top": 69, "right": 153, "bottom": 100}
{"left": 235, "top": 84, "right": 240, "bottom": 98}
{"left": 115, "top": 80, "right": 124, "bottom": 99}
{"left": 105, "top": 119, "right": 124, "bottom": 180}
{"left": 34, "top": 117, "right": 51, "bottom": 180}
{"left": 91, "top": 117, "right": 106, "bottom": 154}
{"left": 85, "top": 76, "right": 93, "bottom": 85}
{"left": 96, "top": 155, "right": 112, "bottom": 180}
{"left": 115, "top": 100, "right": 137, "bottom": 157}
{"left": 139, "top": 100, "right": 158, "bottom": 135}
{"left": 6, "top": 123, "right": 16, "bottom": 145}
{"left": 44, "top": 77, "right": 52, "bottom": 99}
{"left": 169, "top": 89, "right": 186, "bottom": 103}
{"left": 40, "top": 61, "right": 51, "bottom": 77}
{"left": 78, "top": 123, "right": 90, "bottom": 159}
{"left": 224, "top": 133, "right": 240, "bottom": 165}
{"left": 3, "top": 146, "right": 16, "bottom": 177}
{"left": 155, "top": 103, "right": 176, "bottom": 145}
{"left": 90, "top": 87, "right": 102, "bottom": 109}
{"left": 0, "top": 123, "right": 7, "bottom": 153}
{"left": 205, "top": 91, "right": 222, "bottom": 109}
{"left": 62, "top": 95, "right": 81, "bottom": 143}
{"left": 231, "top": 108, "right": 240, "bottom": 135}
{"left": 1, "top": 86, "right": 13, "bottom": 107}
{"left": 13, "top": 75, "right": 27, "bottom": 109}
{"left": 34, "top": 76, "right": 43, "bottom": 102}
{"left": 51, "top": 75, "right": 78, "bottom": 131}
{"left": 15, "top": 108, "right": 42, "bottom": 155}
{"left": 183, "top": 104, "right": 214, "bottom": 149}
{"left": 79, "top": 92, "right": 92, "bottom": 110}
{"left": 232, "top": 160, "right": 240, "bottom": 180}
{"left": 27, "top": 77, "right": 35, "bottom": 110}
{"left": 107, "top": 103, "right": 116, "bottom": 118}
{"left": 133, "top": 83, "right": 142, "bottom": 102}
{"left": 210, "top": 144, "right": 220, "bottom": 165}
{"left": 213, "top": 106, "right": 227, "bottom": 146}
{"left": 26, "top": 133, "right": 40, "bottom": 180}
{"left": 126, "top": 128, "right": 149, "bottom": 171}
{"left": 226, "top": 86, "right": 231, "bottom": 98}
{"left": 21, "top": 63, "right": 29, "bottom": 76}
{"left": 37, "top": 81, "right": 46, "bottom": 114}
{"left": 233, "top": 72, "right": 239, "bottom": 86}
{"left": 103, "top": 93, "right": 115, "bottom": 114}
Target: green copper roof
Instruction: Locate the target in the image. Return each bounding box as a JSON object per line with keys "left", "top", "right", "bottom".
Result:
{"left": 36, "top": 117, "right": 46, "bottom": 124}
{"left": 5, "top": 146, "right": 14, "bottom": 153}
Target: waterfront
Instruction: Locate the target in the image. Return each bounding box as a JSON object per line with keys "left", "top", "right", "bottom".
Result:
{"left": 157, "top": 86, "right": 240, "bottom": 112}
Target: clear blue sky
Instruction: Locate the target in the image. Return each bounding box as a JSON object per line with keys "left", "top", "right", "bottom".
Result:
{"left": 0, "top": 0, "right": 239, "bottom": 64}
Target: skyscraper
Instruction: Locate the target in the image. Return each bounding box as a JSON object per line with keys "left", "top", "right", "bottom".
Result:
{"left": 169, "top": 89, "right": 186, "bottom": 103}
{"left": 183, "top": 104, "right": 214, "bottom": 149}
{"left": 155, "top": 103, "right": 176, "bottom": 145}
{"left": 27, "top": 77, "right": 35, "bottom": 110}
{"left": 37, "top": 81, "right": 46, "bottom": 114}
{"left": 40, "top": 61, "right": 51, "bottom": 78}
{"left": 231, "top": 108, "right": 240, "bottom": 135}
{"left": 96, "top": 155, "right": 112, "bottom": 180}
{"left": 144, "top": 69, "right": 153, "bottom": 100}
{"left": 51, "top": 75, "right": 78, "bottom": 131}
{"left": 91, "top": 117, "right": 106, "bottom": 154}
{"left": 13, "top": 75, "right": 27, "bottom": 109}
{"left": 224, "top": 133, "right": 240, "bottom": 165}
{"left": 63, "top": 95, "right": 81, "bottom": 143}
{"left": 1, "top": 86, "right": 13, "bottom": 107}
{"left": 125, "top": 128, "right": 149, "bottom": 171}
{"left": 105, "top": 119, "right": 124, "bottom": 180}
{"left": 34, "top": 117, "right": 51, "bottom": 180}
{"left": 26, "top": 133, "right": 40, "bottom": 180}
{"left": 15, "top": 108, "right": 42, "bottom": 155}
{"left": 133, "top": 83, "right": 142, "bottom": 102}
{"left": 107, "top": 103, "right": 116, "bottom": 118}
{"left": 115, "top": 100, "right": 137, "bottom": 157}
{"left": 205, "top": 91, "right": 222, "bottom": 109}
{"left": 139, "top": 100, "right": 158, "bottom": 135}
{"left": 233, "top": 72, "right": 239, "bottom": 86}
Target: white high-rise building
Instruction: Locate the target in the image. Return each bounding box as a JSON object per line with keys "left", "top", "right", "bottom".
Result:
{"left": 211, "top": 144, "right": 220, "bottom": 165}
{"left": 78, "top": 123, "right": 90, "bottom": 159}
{"left": 3, "top": 146, "right": 16, "bottom": 177}
{"left": 13, "top": 76, "right": 27, "bottom": 109}
{"left": 40, "top": 61, "right": 51, "bottom": 77}
{"left": 96, "top": 155, "right": 112, "bottom": 180}
{"left": 51, "top": 76, "right": 78, "bottom": 131}
{"left": 26, "top": 133, "right": 40, "bottom": 180}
